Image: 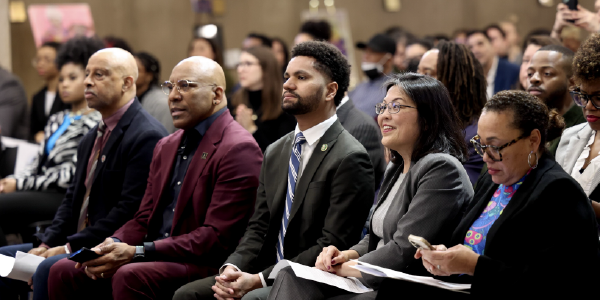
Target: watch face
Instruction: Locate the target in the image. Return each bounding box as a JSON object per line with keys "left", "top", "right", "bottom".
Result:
{"left": 135, "top": 246, "right": 144, "bottom": 257}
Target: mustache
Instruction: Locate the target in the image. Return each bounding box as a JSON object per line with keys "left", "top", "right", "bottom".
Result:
{"left": 282, "top": 90, "right": 300, "bottom": 99}
{"left": 84, "top": 88, "right": 97, "bottom": 96}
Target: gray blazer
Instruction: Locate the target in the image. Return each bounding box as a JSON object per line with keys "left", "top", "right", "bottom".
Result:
{"left": 556, "top": 122, "right": 600, "bottom": 194}
{"left": 350, "top": 153, "right": 474, "bottom": 289}
{"left": 140, "top": 86, "right": 176, "bottom": 133}
{"left": 0, "top": 67, "right": 28, "bottom": 139}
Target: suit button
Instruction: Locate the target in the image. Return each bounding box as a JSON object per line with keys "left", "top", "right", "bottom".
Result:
{"left": 177, "top": 181, "right": 181, "bottom": 185}
{"left": 165, "top": 233, "right": 169, "bottom": 237}
{"left": 183, "top": 156, "right": 187, "bottom": 160}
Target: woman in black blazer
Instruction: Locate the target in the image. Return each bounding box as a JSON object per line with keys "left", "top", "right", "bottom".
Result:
{"left": 382, "top": 91, "right": 598, "bottom": 298}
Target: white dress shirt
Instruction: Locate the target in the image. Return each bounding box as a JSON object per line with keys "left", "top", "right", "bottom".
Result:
{"left": 486, "top": 56, "right": 499, "bottom": 99}
{"left": 45, "top": 91, "right": 56, "bottom": 116}
{"left": 572, "top": 131, "right": 600, "bottom": 196}
{"left": 221, "top": 113, "right": 338, "bottom": 287}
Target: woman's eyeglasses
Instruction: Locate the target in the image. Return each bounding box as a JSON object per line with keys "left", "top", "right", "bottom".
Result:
{"left": 470, "top": 134, "right": 526, "bottom": 162}
{"left": 570, "top": 90, "right": 600, "bottom": 109}
{"left": 375, "top": 101, "right": 416, "bottom": 115}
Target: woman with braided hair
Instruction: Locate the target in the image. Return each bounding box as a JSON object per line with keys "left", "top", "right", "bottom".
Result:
{"left": 418, "top": 41, "right": 487, "bottom": 184}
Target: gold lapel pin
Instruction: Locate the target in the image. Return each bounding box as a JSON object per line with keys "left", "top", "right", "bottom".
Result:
{"left": 321, "top": 144, "right": 328, "bottom": 152}
{"left": 201, "top": 152, "right": 208, "bottom": 159}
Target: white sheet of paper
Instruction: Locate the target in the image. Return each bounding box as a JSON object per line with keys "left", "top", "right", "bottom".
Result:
{"left": 350, "top": 260, "right": 471, "bottom": 291}
{"left": 0, "top": 251, "right": 45, "bottom": 282}
{"left": 0, "top": 136, "right": 39, "bottom": 176}
{"left": 268, "top": 260, "right": 373, "bottom": 294}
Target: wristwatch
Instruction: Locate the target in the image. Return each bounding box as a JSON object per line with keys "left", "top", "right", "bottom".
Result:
{"left": 134, "top": 245, "right": 145, "bottom": 259}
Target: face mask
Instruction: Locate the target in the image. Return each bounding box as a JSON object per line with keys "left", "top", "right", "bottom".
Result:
{"left": 361, "top": 54, "right": 391, "bottom": 80}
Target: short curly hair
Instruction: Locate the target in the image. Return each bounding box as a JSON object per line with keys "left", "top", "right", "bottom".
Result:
{"left": 291, "top": 41, "right": 350, "bottom": 106}
{"left": 56, "top": 36, "right": 105, "bottom": 71}
{"left": 573, "top": 33, "right": 600, "bottom": 82}
{"left": 483, "top": 90, "right": 565, "bottom": 148}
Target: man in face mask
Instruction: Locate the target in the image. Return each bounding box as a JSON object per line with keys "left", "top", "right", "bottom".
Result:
{"left": 350, "top": 33, "right": 396, "bottom": 120}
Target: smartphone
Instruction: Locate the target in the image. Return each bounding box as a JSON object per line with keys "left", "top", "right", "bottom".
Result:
{"left": 408, "top": 234, "right": 434, "bottom": 250}
{"left": 564, "top": 0, "right": 578, "bottom": 23}
{"left": 68, "top": 247, "right": 102, "bottom": 263}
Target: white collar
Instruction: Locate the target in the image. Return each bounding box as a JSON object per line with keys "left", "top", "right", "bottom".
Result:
{"left": 336, "top": 96, "right": 350, "bottom": 111}
{"left": 294, "top": 114, "right": 338, "bottom": 146}
{"left": 487, "top": 56, "right": 499, "bottom": 83}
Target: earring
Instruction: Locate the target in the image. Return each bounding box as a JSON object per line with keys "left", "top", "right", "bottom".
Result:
{"left": 527, "top": 151, "right": 539, "bottom": 169}
{"left": 213, "top": 100, "right": 218, "bottom": 105}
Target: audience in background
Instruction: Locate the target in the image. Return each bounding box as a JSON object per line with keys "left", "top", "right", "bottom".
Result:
{"left": 453, "top": 28, "right": 469, "bottom": 44}
{"left": 294, "top": 20, "right": 332, "bottom": 45}
{"left": 485, "top": 24, "right": 511, "bottom": 60}
{"left": 526, "top": 45, "right": 583, "bottom": 155}
{"left": 48, "top": 56, "right": 262, "bottom": 300}
{"left": 351, "top": 33, "right": 396, "bottom": 120}
{"left": 519, "top": 35, "right": 562, "bottom": 90}
{"left": 556, "top": 32, "right": 600, "bottom": 218}
{"left": 243, "top": 33, "right": 273, "bottom": 50}
{"left": 418, "top": 41, "right": 487, "bottom": 184}
{"left": 268, "top": 73, "right": 473, "bottom": 299}
{"left": 499, "top": 21, "right": 523, "bottom": 64}
{"left": 134, "top": 52, "right": 176, "bottom": 133}
{"left": 0, "top": 66, "right": 27, "bottom": 139}
{"left": 403, "top": 39, "right": 432, "bottom": 70}
{"left": 103, "top": 36, "right": 133, "bottom": 53}
{"left": 467, "top": 30, "right": 519, "bottom": 99}
{"left": 385, "top": 26, "right": 417, "bottom": 72}
{"left": 174, "top": 41, "right": 374, "bottom": 300}
{"left": 0, "top": 37, "right": 104, "bottom": 251}
{"left": 232, "top": 46, "right": 296, "bottom": 152}
{"left": 30, "top": 42, "right": 70, "bottom": 143}
{"left": 389, "top": 91, "right": 597, "bottom": 298}
{"left": 552, "top": 1, "right": 600, "bottom": 41}
{"left": 271, "top": 37, "right": 289, "bottom": 75}
{"left": 188, "top": 37, "right": 224, "bottom": 67}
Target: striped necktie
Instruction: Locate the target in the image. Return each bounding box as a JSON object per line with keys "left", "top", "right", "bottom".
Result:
{"left": 276, "top": 132, "right": 306, "bottom": 262}
{"left": 77, "top": 121, "right": 106, "bottom": 232}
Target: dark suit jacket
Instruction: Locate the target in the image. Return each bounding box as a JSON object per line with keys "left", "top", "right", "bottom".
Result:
{"left": 0, "top": 67, "right": 28, "bottom": 139}
{"left": 337, "top": 100, "right": 385, "bottom": 187}
{"left": 29, "top": 87, "right": 70, "bottom": 140}
{"left": 225, "top": 120, "right": 375, "bottom": 284}
{"left": 112, "top": 111, "right": 262, "bottom": 268}
{"left": 493, "top": 58, "right": 520, "bottom": 95}
{"left": 448, "top": 155, "right": 597, "bottom": 296}
{"left": 36, "top": 99, "right": 168, "bottom": 251}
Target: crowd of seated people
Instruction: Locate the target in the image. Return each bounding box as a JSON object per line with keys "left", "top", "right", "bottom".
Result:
{"left": 3, "top": 2, "right": 600, "bottom": 299}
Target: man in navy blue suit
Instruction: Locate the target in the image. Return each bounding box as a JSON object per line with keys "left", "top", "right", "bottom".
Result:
{"left": 467, "top": 29, "right": 519, "bottom": 99}
{"left": 0, "top": 48, "right": 168, "bottom": 300}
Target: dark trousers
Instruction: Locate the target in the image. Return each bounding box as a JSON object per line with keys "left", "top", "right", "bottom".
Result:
{"left": 173, "top": 275, "right": 217, "bottom": 300}
{"left": 266, "top": 267, "right": 377, "bottom": 300}
{"left": 48, "top": 257, "right": 217, "bottom": 300}
{"left": 0, "top": 243, "right": 69, "bottom": 300}
{"left": 0, "top": 191, "right": 64, "bottom": 246}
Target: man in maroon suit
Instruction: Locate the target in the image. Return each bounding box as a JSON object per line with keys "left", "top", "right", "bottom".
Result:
{"left": 48, "top": 56, "right": 263, "bottom": 299}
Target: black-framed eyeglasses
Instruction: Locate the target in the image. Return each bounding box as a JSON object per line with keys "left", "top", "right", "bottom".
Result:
{"left": 570, "top": 90, "right": 600, "bottom": 109}
{"left": 375, "top": 101, "right": 416, "bottom": 115}
{"left": 470, "top": 134, "right": 526, "bottom": 162}
{"left": 161, "top": 80, "right": 216, "bottom": 95}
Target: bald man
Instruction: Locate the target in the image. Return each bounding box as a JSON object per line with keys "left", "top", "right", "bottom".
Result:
{"left": 0, "top": 48, "right": 168, "bottom": 300}
{"left": 47, "top": 56, "right": 263, "bottom": 300}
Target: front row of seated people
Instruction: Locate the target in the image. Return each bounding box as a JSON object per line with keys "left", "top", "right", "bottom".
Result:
{"left": 0, "top": 36, "right": 599, "bottom": 299}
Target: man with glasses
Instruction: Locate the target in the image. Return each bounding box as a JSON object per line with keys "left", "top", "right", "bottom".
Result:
{"left": 48, "top": 56, "right": 263, "bottom": 299}
{"left": 526, "top": 45, "right": 584, "bottom": 154}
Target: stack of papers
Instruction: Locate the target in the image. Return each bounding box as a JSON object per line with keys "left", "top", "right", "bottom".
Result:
{"left": 350, "top": 260, "right": 471, "bottom": 292}
{"left": 0, "top": 251, "right": 45, "bottom": 282}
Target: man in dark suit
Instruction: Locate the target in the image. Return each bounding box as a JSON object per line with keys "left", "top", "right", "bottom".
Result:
{"left": 174, "top": 41, "right": 375, "bottom": 300}
{"left": 47, "top": 57, "right": 263, "bottom": 300}
{"left": 0, "top": 66, "right": 28, "bottom": 139}
{"left": 467, "top": 30, "right": 519, "bottom": 98}
{"left": 0, "top": 48, "right": 168, "bottom": 300}
{"left": 337, "top": 94, "right": 385, "bottom": 186}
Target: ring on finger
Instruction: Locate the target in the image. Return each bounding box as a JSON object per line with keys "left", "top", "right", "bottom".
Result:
{"left": 101, "top": 272, "right": 104, "bottom": 278}
{"left": 437, "top": 265, "right": 441, "bottom": 270}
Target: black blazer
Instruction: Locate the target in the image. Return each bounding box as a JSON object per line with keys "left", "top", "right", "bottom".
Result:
{"left": 29, "top": 87, "right": 70, "bottom": 140}
{"left": 493, "top": 58, "right": 520, "bottom": 95}
{"left": 337, "top": 100, "right": 385, "bottom": 187}
{"left": 225, "top": 120, "right": 374, "bottom": 284}
{"left": 448, "top": 155, "right": 597, "bottom": 296}
{"left": 36, "top": 99, "right": 168, "bottom": 251}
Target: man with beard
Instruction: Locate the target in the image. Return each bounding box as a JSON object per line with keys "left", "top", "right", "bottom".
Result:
{"left": 527, "top": 45, "right": 584, "bottom": 154}
{"left": 174, "top": 41, "right": 375, "bottom": 300}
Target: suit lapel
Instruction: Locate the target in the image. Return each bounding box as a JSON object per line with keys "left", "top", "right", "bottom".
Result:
{"left": 271, "top": 134, "right": 293, "bottom": 220}
{"left": 288, "top": 121, "right": 343, "bottom": 223}
{"left": 92, "top": 101, "right": 141, "bottom": 186}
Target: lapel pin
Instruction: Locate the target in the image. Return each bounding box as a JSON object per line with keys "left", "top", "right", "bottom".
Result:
{"left": 201, "top": 152, "right": 208, "bottom": 159}
{"left": 101, "top": 155, "right": 106, "bottom": 163}
{"left": 321, "top": 144, "right": 328, "bottom": 152}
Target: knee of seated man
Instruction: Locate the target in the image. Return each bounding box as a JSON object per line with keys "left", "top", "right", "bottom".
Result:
{"left": 48, "top": 258, "right": 76, "bottom": 281}
{"left": 112, "top": 263, "right": 143, "bottom": 285}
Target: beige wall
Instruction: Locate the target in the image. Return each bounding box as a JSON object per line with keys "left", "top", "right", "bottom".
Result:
{"left": 0, "top": 0, "right": 11, "bottom": 71}
{"left": 10, "top": 0, "right": 596, "bottom": 99}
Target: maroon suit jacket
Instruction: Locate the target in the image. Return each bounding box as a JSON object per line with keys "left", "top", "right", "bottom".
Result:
{"left": 112, "top": 111, "right": 262, "bottom": 268}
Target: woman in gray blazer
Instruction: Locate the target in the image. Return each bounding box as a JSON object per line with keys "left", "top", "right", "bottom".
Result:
{"left": 267, "top": 73, "right": 474, "bottom": 300}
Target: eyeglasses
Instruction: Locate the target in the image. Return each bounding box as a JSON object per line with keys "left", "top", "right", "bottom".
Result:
{"left": 236, "top": 61, "right": 259, "bottom": 69}
{"left": 31, "top": 57, "right": 54, "bottom": 68}
{"left": 470, "top": 134, "right": 526, "bottom": 162}
{"left": 570, "top": 90, "right": 600, "bottom": 109}
{"left": 161, "top": 80, "right": 216, "bottom": 95}
{"left": 375, "top": 101, "right": 416, "bottom": 115}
